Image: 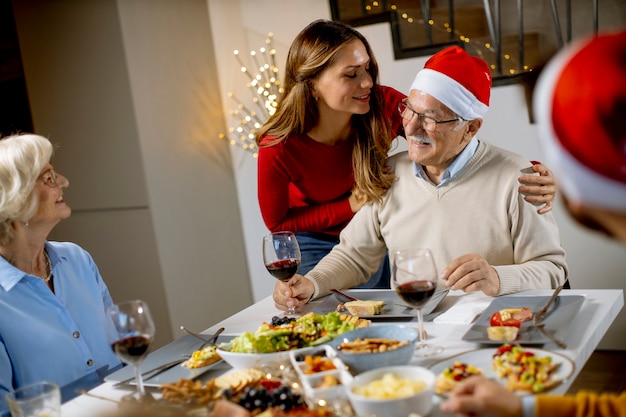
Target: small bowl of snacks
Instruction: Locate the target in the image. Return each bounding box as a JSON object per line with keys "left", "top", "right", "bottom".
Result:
{"left": 289, "top": 346, "right": 353, "bottom": 403}
{"left": 346, "top": 365, "right": 435, "bottom": 417}
{"left": 329, "top": 325, "right": 418, "bottom": 374}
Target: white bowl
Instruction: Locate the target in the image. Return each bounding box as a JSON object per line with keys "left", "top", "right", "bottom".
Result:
{"left": 346, "top": 366, "right": 435, "bottom": 417}
{"left": 330, "top": 325, "right": 418, "bottom": 374}
{"left": 217, "top": 343, "right": 292, "bottom": 369}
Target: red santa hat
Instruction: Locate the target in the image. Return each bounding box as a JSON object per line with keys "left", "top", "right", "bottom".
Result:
{"left": 533, "top": 30, "right": 626, "bottom": 211}
{"left": 410, "top": 46, "right": 492, "bottom": 120}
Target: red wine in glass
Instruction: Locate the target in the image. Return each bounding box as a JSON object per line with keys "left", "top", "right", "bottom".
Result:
{"left": 266, "top": 258, "right": 301, "bottom": 281}
{"left": 263, "top": 231, "right": 301, "bottom": 315}
{"left": 108, "top": 300, "right": 155, "bottom": 396}
{"left": 392, "top": 248, "right": 443, "bottom": 357}
{"left": 396, "top": 280, "right": 437, "bottom": 308}
{"left": 111, "top": 335, "right": 151, "bottom": 366}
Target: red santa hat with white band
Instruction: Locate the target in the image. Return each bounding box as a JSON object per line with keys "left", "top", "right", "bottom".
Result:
{"left": 410, "top": 46, "right": 492, "bottom": 120}
{"left": 533, "top": 30, "right": 626, "bottom": 211}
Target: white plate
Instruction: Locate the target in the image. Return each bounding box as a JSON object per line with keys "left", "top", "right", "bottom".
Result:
{"left": 428, "top": 347, "right": 575, "bottom": 395}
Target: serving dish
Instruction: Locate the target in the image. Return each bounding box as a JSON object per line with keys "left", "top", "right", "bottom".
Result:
{"left": 461, "top": 295, "right": 584, "bottom": 345}
{"left": 313, "top": 288, "right": 449, "bottom": 320}
{"left": 217, "top": 343, "right": 297, "bottom": 370}
{"left": 428, "top": 347, "right": 575, "bottom": 395}
{"left": 288, "top": 346, "right": 353, "bottom": 404}
{"left": 346, "top": 365, "right": 435, "bottom": 417}
{"left": 329, "top": 325, "right": 418, "bottom": 375}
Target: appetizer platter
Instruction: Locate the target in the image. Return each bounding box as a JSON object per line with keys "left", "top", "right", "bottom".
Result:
{"left": 461, "top": 294, "right": 584, "bottom": 345}
{"left": 217, "top": 312, "right": 370, "bottom": 370}
{"left": 429, "top": 344, "right": 575, "bottom": 396}
{"left": 313, "top": 288, "right": 449, "bottom": 320}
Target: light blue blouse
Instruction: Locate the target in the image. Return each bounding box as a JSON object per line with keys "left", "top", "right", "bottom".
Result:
{"left": 0, "top": 241, "right": 122, "bottom": 412}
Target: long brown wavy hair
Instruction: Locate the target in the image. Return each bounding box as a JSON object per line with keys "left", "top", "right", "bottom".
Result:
{"left": 255, "top": 19, "right": 394, "bottom": 202}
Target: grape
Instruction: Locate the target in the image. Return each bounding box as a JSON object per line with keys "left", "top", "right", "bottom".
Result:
{"left": 237, "top": 383, "right": 303, "bottom": 412}
{"left": 270, "top": 315, "right": 296, "bottom": 326}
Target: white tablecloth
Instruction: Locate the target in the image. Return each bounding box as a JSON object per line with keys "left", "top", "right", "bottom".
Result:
{"left": 61, "top": 288, "right": 624, "bottom": 417}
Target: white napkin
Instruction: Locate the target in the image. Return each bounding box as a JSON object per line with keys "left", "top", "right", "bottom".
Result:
{"left": 433, "top": 291, "right": 493, "bottom": 324}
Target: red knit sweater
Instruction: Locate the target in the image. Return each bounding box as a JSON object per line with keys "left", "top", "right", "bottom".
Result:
{"left": 257, "top": 86, "right": 405, "bottom": 235}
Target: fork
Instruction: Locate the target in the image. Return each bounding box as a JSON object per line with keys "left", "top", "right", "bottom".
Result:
{"left": 530, "top": 283, "right": 567, "bottom": 348}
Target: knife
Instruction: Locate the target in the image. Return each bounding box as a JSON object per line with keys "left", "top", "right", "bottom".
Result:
{"left": 114, "top": 358, "right": 186, "bottom": 386}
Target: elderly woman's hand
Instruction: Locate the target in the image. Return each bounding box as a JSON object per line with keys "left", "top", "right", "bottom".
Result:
{"left": 518, "top": 162, "right": 557, "bottom": 214}
{"left": 273, "top": 274, "right": 314, "bottom": 311}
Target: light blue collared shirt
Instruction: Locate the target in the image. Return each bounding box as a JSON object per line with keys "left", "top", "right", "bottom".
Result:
{"left": 414, "top": 136, "right": 479, "bottom": 186}
{"left": 0, "top": 241, "right": 121, "bottom": 412}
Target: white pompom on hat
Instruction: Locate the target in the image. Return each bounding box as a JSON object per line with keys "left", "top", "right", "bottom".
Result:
{"left": 533, "top": 30, "right": 626, "bottom": 211}
{"left": 410, "top": 46, "right": 492, "bottom": 120}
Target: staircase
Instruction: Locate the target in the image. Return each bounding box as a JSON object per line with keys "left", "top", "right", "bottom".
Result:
{"left": 329, "top": 0, "right": 626, "bottom": 86}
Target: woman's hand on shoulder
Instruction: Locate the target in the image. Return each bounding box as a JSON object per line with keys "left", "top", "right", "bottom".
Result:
{"left": 518, "top": 162, "right": 557, "bottom": 214}
{"left": 273, "top": 274, "right": 314, "bottom": 311}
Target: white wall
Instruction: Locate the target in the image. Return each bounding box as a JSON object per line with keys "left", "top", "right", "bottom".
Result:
{"left": 207, "top": 1, "right": 626, "bottom": 349}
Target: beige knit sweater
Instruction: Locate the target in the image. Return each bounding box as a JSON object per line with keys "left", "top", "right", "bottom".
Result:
{"left": 306, "top": 141, "right": 567, "bottom": 299}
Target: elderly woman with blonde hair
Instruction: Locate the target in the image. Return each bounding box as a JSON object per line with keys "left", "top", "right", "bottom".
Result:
{"left": 0, "top": 133, "right": 121, "bottom": 412}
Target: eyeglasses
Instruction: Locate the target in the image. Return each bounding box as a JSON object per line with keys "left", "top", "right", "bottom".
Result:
{"left": 397, "top": 99, "right": 462, "bottom": 132}
{"left": 40, "top": 169, "right": 59, "bottom": 188}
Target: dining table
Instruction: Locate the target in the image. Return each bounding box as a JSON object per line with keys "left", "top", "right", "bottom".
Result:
{"left": 59, "top": 288, "right": 623, "bottom": 417}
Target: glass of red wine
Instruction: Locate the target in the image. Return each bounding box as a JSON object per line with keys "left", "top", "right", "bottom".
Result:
{"left": 392, "top": 248, "right": 443, "bottom": 357}
{"left": 263, "top": 231, "right": 301, "bottom": 315}
{"left": 107, "top": 299, "right": 156, "bottom": 395}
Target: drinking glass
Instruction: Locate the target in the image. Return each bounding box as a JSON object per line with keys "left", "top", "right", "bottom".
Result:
{"left": 5, "top": 381, "right": 60, "bottom": 417}
{"left": 107, "top": 299, "right": 156, "bottom": 395}
{"left": 263, "top": 231, "right": 301, "bottom": 315}
{"left": 392, "top": 248, "right": 443, "bottom": 357}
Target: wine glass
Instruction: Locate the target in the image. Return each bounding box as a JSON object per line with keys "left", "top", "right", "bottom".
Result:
{"left": 107, "top": 299, "right": 156, "bottom": 396}
{"left": 392, "top": 248, "right": 443, "bottom": 357}
{"left": 263, "top": 231, "right": 301, "bottom": 315}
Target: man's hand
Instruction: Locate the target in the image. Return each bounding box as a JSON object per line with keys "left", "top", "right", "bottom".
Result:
{"left": 273, "top": 274, "right": 315, "bottom": 311}
{"left": 440, "top": 376, "right": 522, "bottom": 417}
{"left": 440, "top": 254, "right": 499, "bottom": 296}
{"left": 519, "top": 162, "right": 557, "bottom": 214}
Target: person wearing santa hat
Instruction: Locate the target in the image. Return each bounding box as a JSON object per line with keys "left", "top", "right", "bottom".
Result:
{"left": 273, "top": 45, "right": 567, "bottom": 311}
{"left": 439, "top": 30, "right": 626, "bottom": 417}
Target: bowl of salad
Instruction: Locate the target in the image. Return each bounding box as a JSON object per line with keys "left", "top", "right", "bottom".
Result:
{"left": 218, "top": 312, "right": 369, "bottom": 369}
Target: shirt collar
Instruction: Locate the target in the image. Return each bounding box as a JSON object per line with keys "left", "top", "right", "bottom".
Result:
{"left": 0, "top": 242, "right": 59, "bottom": 292}
{"left": 414, "top": 136, "right": 479, "bottom": 187}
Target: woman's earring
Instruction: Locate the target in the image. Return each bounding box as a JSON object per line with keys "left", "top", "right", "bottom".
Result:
{"left": 23, "top": 222, "right": 29, "bottom": 227}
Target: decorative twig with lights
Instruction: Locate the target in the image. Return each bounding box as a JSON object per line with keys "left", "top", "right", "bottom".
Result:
{"left": 218, "top": 33, "right": 283, "bottom": 158}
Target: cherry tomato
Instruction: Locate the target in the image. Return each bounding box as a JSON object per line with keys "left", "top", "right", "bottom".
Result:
{"left": 490, "top": 311, "right": 522, "bottom": 328}
{"left": 494, "top": 343, "right": 515, "bottom": 358}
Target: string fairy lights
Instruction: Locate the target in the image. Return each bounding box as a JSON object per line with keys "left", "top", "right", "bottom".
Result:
{"left": 365, "top": 1, "right": 531, "bottom": 75}
{"left": 218, "top": 33, "right": 283, "bottom": 158}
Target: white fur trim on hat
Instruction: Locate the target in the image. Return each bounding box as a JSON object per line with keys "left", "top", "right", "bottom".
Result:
{"left": 410, "top": 68, "right": 488, "bottom": 120}
{"left": 533, "top": 37, "right": 626, "bottom": 211}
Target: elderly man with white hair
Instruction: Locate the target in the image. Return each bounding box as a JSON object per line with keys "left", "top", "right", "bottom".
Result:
{"left": 273, "top": 45, "right": 567, "bottom": 311}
